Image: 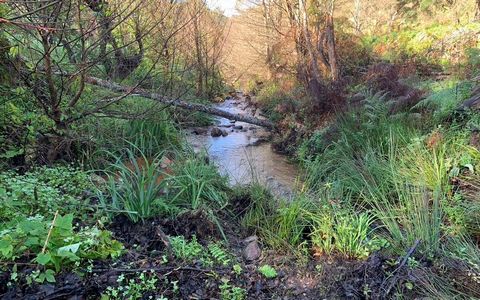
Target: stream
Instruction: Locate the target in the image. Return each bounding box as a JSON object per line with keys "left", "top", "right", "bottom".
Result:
{"left": 186, "top": 93, "right": 300, "bottom": 199}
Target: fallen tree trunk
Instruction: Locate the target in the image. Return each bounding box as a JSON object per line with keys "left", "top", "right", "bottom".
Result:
{"left": 85, "top": 76, "right": 275, "bottom": 129}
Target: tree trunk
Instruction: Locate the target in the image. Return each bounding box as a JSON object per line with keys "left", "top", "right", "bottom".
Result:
{"left": 476, "top": 0, "right": 480, "bottom": 20}
{"left": 84, "top": 76, "right": 275, "bottom": 129}
{"left": 325, "top": 14, "right": 340, "bottom": 81}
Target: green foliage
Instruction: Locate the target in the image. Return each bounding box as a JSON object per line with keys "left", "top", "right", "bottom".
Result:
{"left": 237, "top": 183, "right": 275, "bottom": 229}
{"left": 308, "top": 207, "right": 381, "bottom": 259}
{"left": 0, "top": 214, "right": 123, "bottom": 273}
{"left": 414, "top": 79, "right": 473, "bottom": 122}
{"left": 302, "top": 91, "right": 418, "bottom": 195}
{"left": 80, "top": 102, "right": 183, "bottom": 169}
{"left": 271, "top": 197, "right": 311, "bottom": 248}
{"left": 298, "top": 83, "right": 480, "bottom": 261}
{"left": 219, "top": 278, "right": 246, "bottom": 300}
{"left": 0, "top": 83, "right": 56, "bottom": 167}
{"left": 102, "top": 271, "right": 159, "bottom": 300}
{"left": 123, "top": 118, "right": 181, "bottom": 158}
{"left": 258, "top": 265, "right": 277, "bottom": 278}
{"left": 97, "top": 147, "right": 172, "bottom": 223}
{"left": 0, "top": 166, "right": 93, "bottom": 224}
{"left": 208, "top": 242, "right": 231, "bottom": 266}
{"left": 170, "top": 235, "right": 204, "bottom": 262}
{"left": 167, "top": 154, "right": 228, "bottom": 211}
{"left": 166, "top": 153, "right": 229, "bottom": 236}
{"left": 255, "top": 83, "right": 299, "bottom": 122}
{"left": 169, "top": 235, "right": 234, "bottom": 267}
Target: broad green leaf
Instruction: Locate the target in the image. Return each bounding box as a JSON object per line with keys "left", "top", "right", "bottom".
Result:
{"left": 45, "top": 269, "right": 56, "bottom": 283}
{"left": 57, "top": 242, "right": 81, "bottom": 255}
{"left": 36, "top": 253, "right": 51, "bottom": 265}
{"left": 0, "top": 240, "right": 13, "bottom": 257}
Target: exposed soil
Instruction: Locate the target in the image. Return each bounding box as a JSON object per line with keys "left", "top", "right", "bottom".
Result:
{"left": 1, "top": 207, "right": 435, "bottom": 300}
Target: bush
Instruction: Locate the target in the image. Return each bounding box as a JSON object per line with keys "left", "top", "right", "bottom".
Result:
{"left": 0, "top": 214, "right": 122, "bottom": 275}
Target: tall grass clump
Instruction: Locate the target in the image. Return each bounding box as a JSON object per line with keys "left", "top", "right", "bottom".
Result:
{"left": 302, "top": 91, "right": 418, "bottom": 197}
{"left": 97, "top": 147, "right": 171, "bottom": 223}
{"left": 165, "top": 150, "right": 230, "bottom": 237}
{"left": 80, "top": 101, "right": 182, "bottom": 169}
{"left": 167, "top": 152, "right": 228, "bottom": 211}
{"left": 235, "top": 184, "right": 310, "bottom": 251}
{"left": 306, "top": 202, "right": 379, "bottom": 259}
{"left": 123, "top": 117, "right": 181, "bottom": 157}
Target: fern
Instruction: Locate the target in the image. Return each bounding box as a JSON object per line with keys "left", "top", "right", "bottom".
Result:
{"left": 258, "top": 265, "right": 277, "bottom": 278}
{"left": 208, "top": 242, "right": 231, "bottom": 266}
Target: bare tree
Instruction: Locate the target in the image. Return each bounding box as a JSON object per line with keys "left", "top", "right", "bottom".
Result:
{"left": 2, "top": 0, "right": 228, "bottom": 163}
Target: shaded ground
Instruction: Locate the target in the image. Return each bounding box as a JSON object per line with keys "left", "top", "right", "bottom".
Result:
{"left": 0, "top": 206, "right": 430, "bottom": 300}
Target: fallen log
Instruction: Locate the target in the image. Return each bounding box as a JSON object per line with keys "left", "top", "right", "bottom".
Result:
{"left": 85, "top": 76, "right": 275, "bottom": 129}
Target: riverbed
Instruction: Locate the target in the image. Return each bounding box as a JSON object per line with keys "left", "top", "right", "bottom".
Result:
{"left": 186, "top": 95, "right": 300, "bottom": 198}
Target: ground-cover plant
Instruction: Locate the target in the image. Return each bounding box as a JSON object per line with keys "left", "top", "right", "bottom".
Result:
{"left": 0, "top": 214, "right": 123, "bottom": 276}
{"left": 237, "top": 183, "right": 275, "bottom": 231}
{"left": 169, "top": 235, "right": 234, "bottom": 267}
{"left": 301, "top": 91, "right": 419, "bottom": 195}
{"left": 414, "top": 79, "right": 474, "bottom": 123}
{"left": 219, "top": 278, "right": 246, "bottom": 300}
{"left": 273, "top": 196, "right": 312, "bottom": 248}
{"left": 80, "top": 102, "right": 183, "bottom": 170}
{"left": 102, "top": 271, "right": 161, "bottom": 300}
{"left": 0, "top": 166, "right": 93, "bottom": 224}
{"left": 170, "top": 235, "right": 204, "bottom": 262}
{"left": 258, "top": 265, "right": 277, "bottom": 278}
{"left": 167, "top": 154, "right": 228, "bottom": 211}
{"left": 123, "top": 117, "right": 181, "bottom": 158}
{"left": 307, "top": 205, "right": 380, "bottom": 259}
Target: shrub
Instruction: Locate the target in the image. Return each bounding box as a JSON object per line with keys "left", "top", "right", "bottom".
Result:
{"left": 0, "top": 214, "right": 123, "bottom": 274}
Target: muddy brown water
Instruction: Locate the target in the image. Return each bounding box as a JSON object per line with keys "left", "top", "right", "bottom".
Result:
{"left": 186, "top": 94, "right": 300, "bottom": 198}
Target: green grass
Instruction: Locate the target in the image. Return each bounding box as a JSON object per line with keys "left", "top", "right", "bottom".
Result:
{"left": 97, "top": 146, "right": 171, "bottom": 223}
{"left": 167, "top": 153, "right": 228, "bottom": 212}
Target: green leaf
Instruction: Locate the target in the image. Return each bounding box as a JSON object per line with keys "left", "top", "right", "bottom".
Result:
{"left": 45, "top": 269, "right": 56, "bottom": 283}
{"left": 57, "top": 242, "right": 81, "bottom": 255}
{"left": 0, "top": 240, "right": 13, "bottom": 258}
{"left": 36, "top": 253, "right": 52, "bottom": 265}
{"left": 54, "top": 214, "right": 74, "bottom": 232}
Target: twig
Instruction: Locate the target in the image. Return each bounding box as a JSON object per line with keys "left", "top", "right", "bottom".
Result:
{"left": 42, "top": 210, "right": 59, "bottom": 254}
{"left": 155, "top": 226, "right": 173, "bottom": 260}
{"left": 383, "top": 239, "right": 421, "bottom": 296}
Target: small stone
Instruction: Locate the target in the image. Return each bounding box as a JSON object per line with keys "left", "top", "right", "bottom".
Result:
{"left": 221, "top": 130, "right": 229, "bottom": 137}
{"left": 243, "top": 240, "right": 261, "bottom": 261}
{"left": 192, "top": 128, "right": 207, "bottom": 135}
{"left": 233, "top": 125, "right": 243, "bottom": 130}
{"left": 243, "top": 235, "right": 258, "bottom": 244}
{"left": 211, "top": 127, "right": 223, "bottom": 137}
{"left": 90, "top": 174, "right": 106, "bottom": 186}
